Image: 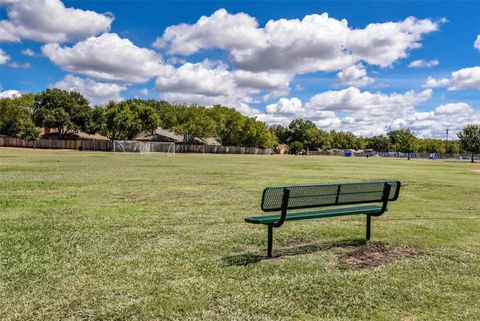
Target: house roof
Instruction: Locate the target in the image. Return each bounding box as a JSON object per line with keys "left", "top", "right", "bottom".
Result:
{"left": 204, "top": 137, "right": 221, "bottom": 146}
{"left": 134, "top": 128, "right": 221, "bottom": 145}
{"left": 75, "top": 132, "right": 110, "bottom": 141}
{"left": 134, "top": 127, "right": 184, "bottom": 143}
{"left": 40, "top": 128, "right": 110, "bottom": 141}
{"left": 275, "top": 144, "right": 289, "bottom": 150}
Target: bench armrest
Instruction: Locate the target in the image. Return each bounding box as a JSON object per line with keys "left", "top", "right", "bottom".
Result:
{"left": 378, "top": 183, "right": 392, "bottom": 215}
{"left": 271, "top": 188, "right": 290, "bottom": 227}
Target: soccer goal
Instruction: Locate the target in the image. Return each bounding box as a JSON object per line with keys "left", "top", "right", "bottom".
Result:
{"left": 113, "top": 140, "right": 175, "bottom": 155}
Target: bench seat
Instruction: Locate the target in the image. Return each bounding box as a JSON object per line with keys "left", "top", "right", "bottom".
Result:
{"left": 245, "top": 205, "right": 385, "bottom": 225}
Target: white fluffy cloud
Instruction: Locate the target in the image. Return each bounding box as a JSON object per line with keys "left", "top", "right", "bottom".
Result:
{"left": 0, "top": 89, "right": 21, "bottom": 98}
{"left": 306, "top": 87, "right": 432, "bottom": 114}
{"left": 21, "top": 48, "right": 35, "bottom": 56}
{"left": 399, "top": 103, "right": 480, "bottom": 138}
{"left": 448, "top": 66, "right": 480, "bottom": 90}
{"left": 232, "top": 70, "right": 291, "bottom": 94}
{"left": 156, "top": 10, "right": 354, "bottom": 74}
{"left": 154, "top": 9, "right": 265, "bottom": 55}
{"left": 336, "top": 64, "right": 375, "bottom": 87}
{"left": 434, "top": 102, "right": 472, "bottom": 114}
{"left": 257, "top": 87, "right": 434, "bottom": 137}
{"left": 0, "top": 0, "right": 113, "bottom": 43}
{"left": 155, "top": 60, "right": 291, "bottom": 112}
{"left": 0, "top": 48, "right": 9, "bottom": 64}
{"left": 263, "top": 97, "right": 336, "bottom": 126}
{"left": 151, "top": 10, "right": 441, "bottom": 107}
{"left": 233, "top": 13, "right": 355, "bottom": 73}
{"left": 474, "top": 35, "right": 480, "bottom": 50}
{"left": 52, "top": 74, "right": 126, "bottom": 105}
{"left": 265, "top": 97, "right": 304, "bottom": 115}
{"left": 155, "top": 9, "right": 442, "bottom": 74}
{"left": 346, "top": 17, "right": 442, "bottom": 67}
{"left": 155, "top": 60, "right": 236, "bottom": 97}
{"left": 408, "top": 59, "right": 439, "bottom": 68}
{"left": 42, "top": 33, "right": 167, "bottom": 83}
{"left": 423, "top": 76, "right": 450, "bottom": 88}
{"left": 259, "top": 89, "right": 480, "bottom": 138}
{"left": 308, "top": 87, "right": 432, "bottom": 136}
{"left": 423, "top": 66, "right": 480, "bottom": 90}
{"left": 161, "top": 91, "right": 261, "bottom": 116}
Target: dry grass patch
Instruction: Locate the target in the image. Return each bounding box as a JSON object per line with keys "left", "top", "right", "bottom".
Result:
{"left": 338, "top": 241, "right": 420, "bottom": 269}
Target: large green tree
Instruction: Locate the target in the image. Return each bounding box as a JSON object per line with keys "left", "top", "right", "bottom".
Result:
{"left": 330, "top": 130, "right": 359, "bottom": 149}
{"left": 153, "top": 100, "right": 180, "bottom": 130}
{"left": 100, "top": 100, "right": 161, "bottom": 140}
{"left": 288, "top": 119, "right": 330, "bottom": 152}
{"left": 33, "top": 89, "right": 91, "bottom": 137}
{"left": 445, "top": 141, "right": 461, "bottom": 154}
{"left": 84, "top": 106, "right": 106, "bottom": 135}
{"left": 171, "top": 104, "right": 217, "bottom": 144}
{"left": 270, "top": 124, "right": 290, "bottom": 144}
{"left": 288, "top": 119, "right": 316, "bottom": 147}
{"left": 122, "top": 98, "right": 161, "bottom": 137}
{"left": 417, "top": 138, "right": 445, "bottom": 154}
{"left": 457, "top": 124, "right": 480, "bottom": 163}
{"left": 209, "top": 105, "right": 246, "bottom": 146}
{"left": 0, "top": 94, "right": 39, "bottom": 141}
{"left": 390, "top": 129, "right": 418, "bottom": 160}
{"left": 102, "top": 101, "right": 137, "bottom": 140}
{"left": 208, "top": 105, "right": 277, "bottom": 148}
{"left": 289, "top": 141, "right": 305, "bottom": 155}
{"left": 134, "top": 104, "right": 160, "bottom": 138}
{"left": 367, "top": 135, "right": 390, "bottom": 152}
{"left": 241, "top": 117, "right": 277, "bottom": 148}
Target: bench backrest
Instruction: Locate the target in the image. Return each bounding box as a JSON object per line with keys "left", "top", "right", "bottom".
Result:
{"left": 261, "top": 180, "right": 401, "bottom": 212}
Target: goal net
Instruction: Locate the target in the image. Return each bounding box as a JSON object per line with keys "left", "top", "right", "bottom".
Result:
{"left": 113, "top": 141, "right": 175, "bottom": 155}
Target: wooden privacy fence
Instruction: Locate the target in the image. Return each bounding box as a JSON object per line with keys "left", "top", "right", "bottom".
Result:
{"left": 306, "top": 149, "right": 475, "bottom": 160}
{"left": 0, "top": 137, "right": 273, "bottom": 155}
{"left": 176, "top": 144, "right": 272, "bottom": 154}
{"left": 0, "top": 137, "right": 112, "bottom": 151}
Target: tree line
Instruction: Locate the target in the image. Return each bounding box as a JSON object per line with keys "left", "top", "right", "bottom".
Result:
{"left": 271, "top": 119, "right": 476, "bottom": 158}
{"left": 0, "top": 88, "right": 479, "bottom": 161}
{"left": 0, "top": 89, "right": 277, "bottom": 148}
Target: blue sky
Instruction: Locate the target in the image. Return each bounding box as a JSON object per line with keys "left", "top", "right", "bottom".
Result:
{"left": 0, "top": 0, "right": 479, "bottom": 138}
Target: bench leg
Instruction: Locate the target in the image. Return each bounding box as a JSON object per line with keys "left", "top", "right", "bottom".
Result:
{"left": 366, "top": 214, "right": 371, "bottom": 241}
{"left": 267, "top": 225, "right": 273, "bottom": 258}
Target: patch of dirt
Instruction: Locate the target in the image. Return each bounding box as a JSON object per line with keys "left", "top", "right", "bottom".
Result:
{"left": 469, "top": 168, "right": 480, "bottom": 174}
{"left": 338, "top": 241, "right": 419, "bottom": 270}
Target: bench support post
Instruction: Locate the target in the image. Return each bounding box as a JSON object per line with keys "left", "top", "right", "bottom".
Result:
{"left": 267, "top": 188, "right": 290, "bottom": 258}
{"left": 366, "top": 214, "right": 371, "bottom": 241}
{"left": 267, "top": 225, "right": 273, "bottom": 258}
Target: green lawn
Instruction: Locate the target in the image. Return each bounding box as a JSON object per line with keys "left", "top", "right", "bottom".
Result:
{"left": 1, "top": 148, "right": 479, "bottom": 320}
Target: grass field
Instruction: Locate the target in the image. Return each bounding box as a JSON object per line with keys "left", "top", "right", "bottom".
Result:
{"left": 1, "top": 148, "right": 479, "bottom": 320}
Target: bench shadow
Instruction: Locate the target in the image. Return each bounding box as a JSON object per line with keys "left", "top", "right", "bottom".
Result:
{"left": 223, "top": 239, "right": 366, "bottom": 266}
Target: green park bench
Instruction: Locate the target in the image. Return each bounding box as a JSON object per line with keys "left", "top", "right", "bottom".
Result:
{"left": 245, "top": 180, "right": 401, "bottom": 257}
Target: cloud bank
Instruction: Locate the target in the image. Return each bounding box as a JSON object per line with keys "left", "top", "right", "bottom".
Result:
{"left": 0, "top": 0, "right": 113, "bottom": 43}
